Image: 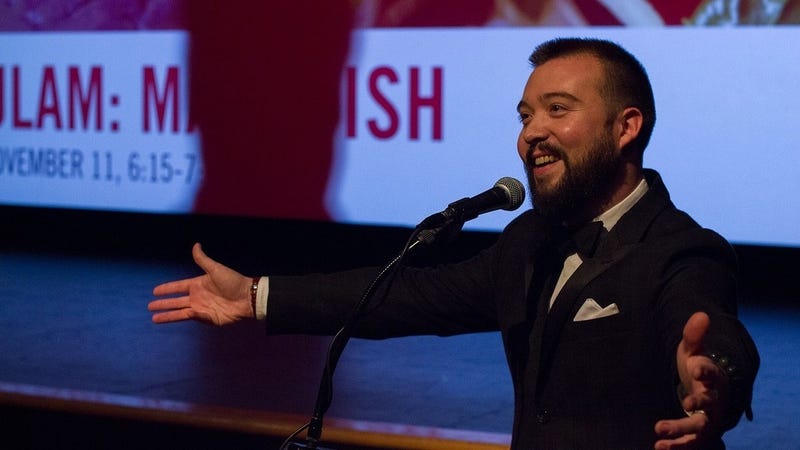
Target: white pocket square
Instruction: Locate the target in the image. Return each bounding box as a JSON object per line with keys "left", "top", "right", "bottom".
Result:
{"left": 574, "top": 298, "right": 620, "bottom": 322}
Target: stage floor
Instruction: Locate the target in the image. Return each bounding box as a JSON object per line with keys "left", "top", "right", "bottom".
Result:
{"left": 0, "top": 250, "right": 797, "bottom": 448}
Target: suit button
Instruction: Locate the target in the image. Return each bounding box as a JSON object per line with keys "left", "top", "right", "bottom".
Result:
{"left": 536, "top": 410, "right": 550, "bottom": 424}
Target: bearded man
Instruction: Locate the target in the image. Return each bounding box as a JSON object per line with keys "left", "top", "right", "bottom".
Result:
{"left": 150, "top": 37, "right": 759, "bottom": 449}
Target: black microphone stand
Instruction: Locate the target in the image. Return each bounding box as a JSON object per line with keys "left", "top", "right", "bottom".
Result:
{"left": 280, "top": 220, "right": 462, "bottom": 450}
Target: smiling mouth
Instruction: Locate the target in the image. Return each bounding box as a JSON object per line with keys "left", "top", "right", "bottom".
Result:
{"left": 533, "top": 154, "right": 560, "bottom": 168}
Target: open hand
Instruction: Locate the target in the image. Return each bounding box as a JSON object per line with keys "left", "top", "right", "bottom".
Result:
{"left": 654, "top": 312, "right": 729, "bottom": 449}
{"left": 148, "top": 243, "right": 253, "bottom": 326}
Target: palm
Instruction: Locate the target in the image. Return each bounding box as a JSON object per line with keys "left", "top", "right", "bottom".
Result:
{"left": 149, "top": 243, "right": 251, "bottom": 326}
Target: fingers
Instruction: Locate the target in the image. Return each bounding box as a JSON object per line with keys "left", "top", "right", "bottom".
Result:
{"left": 150, "top": 308, "right": 194, "bottom": 324}
{"left": 690, "top": 355, "right": 720, "bottom": 380}
{"left": 681, "top": 355, "right": 724, "bottom": 397}
{"left": 148, "top": 295, "right": 192, "bottom": 324}
{"left": 192, "top": 242, "right": 221, "bottom": 275}
{"left": 678, "top": 355, "right": 725, "bottom": 425}
{"left": 654, "top": 412, "right": 709, "bottom": 449}
{"left": 682, "top": 388, "right": 718, "bottom": 412}
{"left": 661, "top": 312, "right": 727, "bottom": 449}
{"left": 691, "top": 359, "right": 725, "bottom": 391}
{"left": 681, "top": 350, "right": 726, "bottom": 407}
{"left": 681, "top": 372, "right": 726, "bottom": 427}
{"left": 149, "top": 243, "right": 213, "bottom": 325}
{"left": 148, "top": 296, "right": 189, "bottom": 312}
{"left": 676, "top": 312, "right": 717, "bottom": 402}
{"left": 150, "top": 244, "right": 208, "bottom": 297}
{"left": 654, "top": 433, "right": 695, "bottom": 450}
{"left": 681, "top": 311, "right": 710, "bottom": 356}
{"left": 655, "top": 410, "right": 709, "bottom": 435}
{"left": 152, "top": 278, "right": 195, "bottom": 297}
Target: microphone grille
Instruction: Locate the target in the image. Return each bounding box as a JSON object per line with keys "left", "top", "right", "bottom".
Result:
{"left": 495, "top": 177, "right": 526, "bottom": 211}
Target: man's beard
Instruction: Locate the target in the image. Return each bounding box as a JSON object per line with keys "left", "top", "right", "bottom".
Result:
{"left": 526, "top": 133, "right": 619, "bottom": 222}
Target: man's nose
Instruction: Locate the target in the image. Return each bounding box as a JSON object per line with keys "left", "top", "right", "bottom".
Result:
{"left": 521, "top": 119, "right": 548, "bottom": 146}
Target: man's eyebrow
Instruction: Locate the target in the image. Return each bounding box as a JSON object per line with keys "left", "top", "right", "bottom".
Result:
{"left": 539, "top": 91, "right": 581, "bottom": 102}
{"left": 516, "top": 92, "right": 582, "bottom": 112}
{"left": 540, "top": 91, "right": 581, "bottom": 103}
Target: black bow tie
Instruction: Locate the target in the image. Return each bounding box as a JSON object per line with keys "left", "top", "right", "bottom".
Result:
{"left": 564, "top": 220, "right": 607, "bottom": 259}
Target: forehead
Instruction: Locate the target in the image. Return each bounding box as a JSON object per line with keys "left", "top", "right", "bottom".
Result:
{"left": 522, "top": 54, "right": 606, "bottom": 101}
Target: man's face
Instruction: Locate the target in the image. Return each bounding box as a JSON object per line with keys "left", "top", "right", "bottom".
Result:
{"left": 516, "top": 54, "right": 622, "bottom": 222}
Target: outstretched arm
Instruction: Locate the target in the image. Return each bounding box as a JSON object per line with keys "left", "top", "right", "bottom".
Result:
{"left": 654, "top": 312, "right": 730, "bottom": 449}
{"left": 148, "top": 243, "right": 254, "bottom": 326}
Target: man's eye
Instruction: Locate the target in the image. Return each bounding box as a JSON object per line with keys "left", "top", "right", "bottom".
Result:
{"left": 549, "top": 104, "right": 567, "bottom": 113}
{"left": 518, "top": 112, "right": 531, "bottom": 123}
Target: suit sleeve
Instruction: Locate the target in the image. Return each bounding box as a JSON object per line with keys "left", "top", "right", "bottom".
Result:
{"left": 266, "top": 249, "right": 500, "bottom": 338}
{"left": 264, "top": 211, "right": 538, "bottom": 339}
{"left": 652, "top": 228, "right": 760, "bottom": 431}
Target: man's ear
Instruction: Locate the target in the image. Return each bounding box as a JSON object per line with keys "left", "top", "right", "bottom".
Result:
{"left": 616, "top": 107, "right": 643, "bottom": 151}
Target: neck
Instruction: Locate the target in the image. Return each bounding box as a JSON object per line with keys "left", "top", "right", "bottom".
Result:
{"left": 564, "top": 165, "right": 643, "bottom": 228}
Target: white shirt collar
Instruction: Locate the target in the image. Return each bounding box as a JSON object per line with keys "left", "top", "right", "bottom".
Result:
{"left": 596, "top": 177, "right": 649, "bottom": 231}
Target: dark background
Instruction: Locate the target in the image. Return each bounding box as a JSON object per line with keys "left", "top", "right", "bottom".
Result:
{"left": 1, "top": 204, "right": 798, "bottom": 449}
{"left": 2, "top": 204, "right": 797, "bottom": 302}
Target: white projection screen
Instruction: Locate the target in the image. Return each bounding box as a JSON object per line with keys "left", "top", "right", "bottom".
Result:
{"left": 1, "top": 1, "right": 798, "bottom": 248}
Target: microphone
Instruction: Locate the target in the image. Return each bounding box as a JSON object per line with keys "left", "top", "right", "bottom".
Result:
{"left": 417, "top": 177, "right": 526, "bottom": 230}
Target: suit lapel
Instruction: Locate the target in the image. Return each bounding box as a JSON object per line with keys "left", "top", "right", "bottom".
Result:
{"left": 539, "top": 242, "right": 634, "bottom": 368}
{"left": 521, "top": 245, "right": 564, "bottom": 403}
{"left": 532, "top": 169, "right": 675, "bottom": 392}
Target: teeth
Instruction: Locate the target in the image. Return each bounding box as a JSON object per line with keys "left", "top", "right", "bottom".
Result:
{"left": 534, "top": 155, "right": 557, "bottom": 167}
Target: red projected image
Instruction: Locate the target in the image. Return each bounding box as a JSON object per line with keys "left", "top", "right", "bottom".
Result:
{"left": 0, "top": 0, "right": 186, "bottom": 30}
{"left": 186, "top": 1, "right": 354, "bottom": 220}
{"left": 354, "top": 0, "right": 800, "bottom": 27}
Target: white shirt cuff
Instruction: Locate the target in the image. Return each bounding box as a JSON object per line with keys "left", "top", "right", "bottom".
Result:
{"left": 255, "top": 276, "right": 269, "bottom": 321}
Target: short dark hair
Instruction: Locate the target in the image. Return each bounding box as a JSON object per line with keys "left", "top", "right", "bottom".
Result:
{"left": 529, "top": 37, "right": 656, "bottom": 156}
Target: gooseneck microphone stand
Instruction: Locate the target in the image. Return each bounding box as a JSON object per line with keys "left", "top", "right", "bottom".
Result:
{"left": 280, "top": 220, "right": 462, "bottom": 450}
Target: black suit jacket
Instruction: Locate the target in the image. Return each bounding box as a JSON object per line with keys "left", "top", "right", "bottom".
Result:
{"left": 268, "top": 169, "right": 759, "bottom": 449}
